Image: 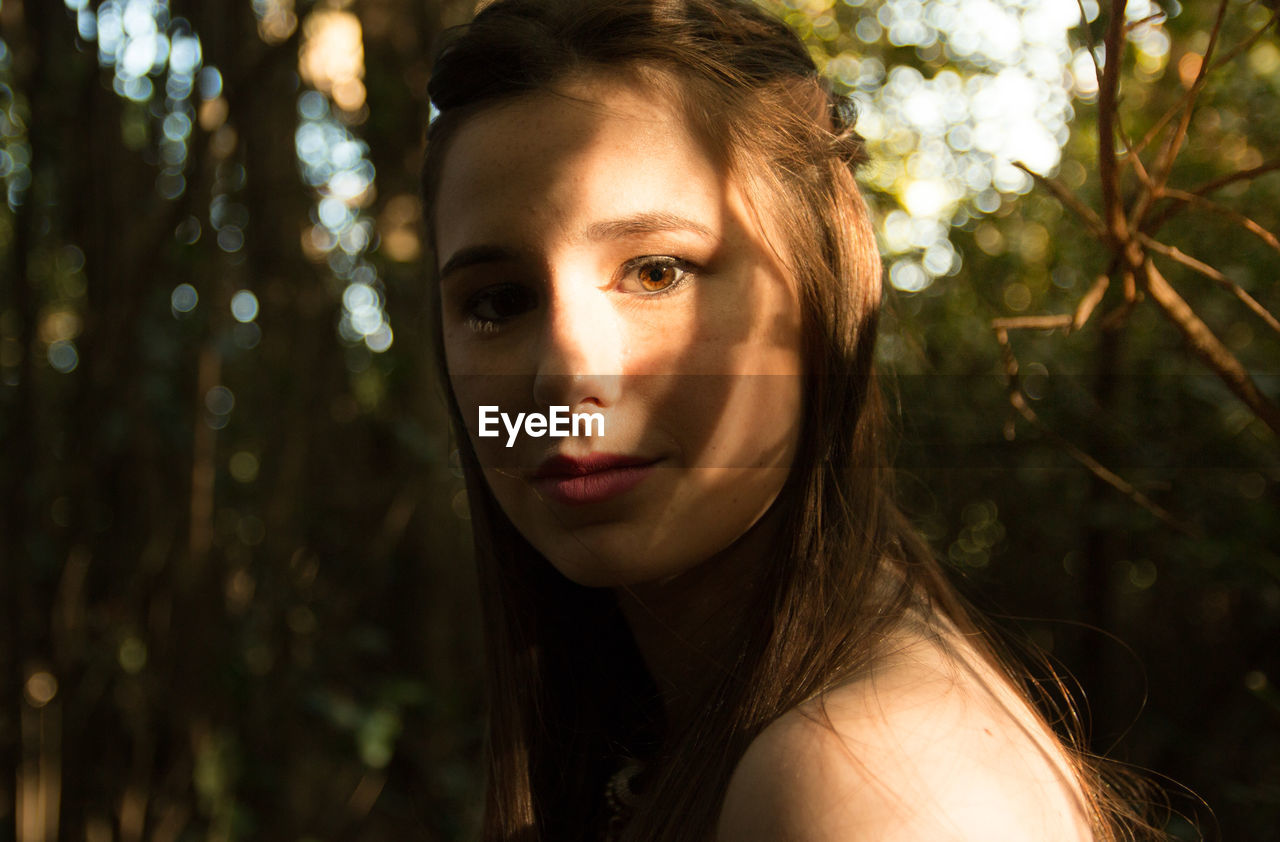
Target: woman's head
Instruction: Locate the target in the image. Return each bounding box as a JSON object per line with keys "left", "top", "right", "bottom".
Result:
{"left": 433, "top": 66, "right": 808, "bottom": 586}
{"left": 421, "top": 3, "right": 1158, "bottom": 841}
{"left": 423, "top": 0, "right": 902, "bottom": 837}
{"left": 424, "top": 0, "right": 887, "bottom": 587}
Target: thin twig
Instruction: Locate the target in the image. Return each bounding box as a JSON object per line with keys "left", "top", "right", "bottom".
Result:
{"left": 1142, "top": 259, "right": 1280, "bottom": 437}
{"left": 1143, "top": 159, "right": 1280, "bottom": 234}
{"left": 1125, "top": 11, "right": 1167, "bottom": 31}
{"left": 1132, "top": 0, "right": 1231, "bottom": 163}
{"left": 1094, "top": 268, "right": 1140, "bottom": 331}
{"left": 987, "top": 275, "right": 1112, "bottom": 336}
{"left": 1127, "top": 146, "right": 1154, "bottom": 190}
{"left": 991, "top": 315, "right": 1074, "bottom": 331}
{"left": 1010, "top": 389, "right": 1191, "bottom": 534}
{"left": 1132, "top": 34, "right": 1220, "bottom": 159}
{"left": 1131, "top": 8, "right": 1276, "bottom": 164}
{"left": 1014, "top": 162, "right": 1106, "bottom": 238}
{"left": 1132, "top": 80, "right": 1194, "bottom": 159}
{"left": 986, "top": 279, "right": 1113, "bottom": 336}
{"left": 1207, "top": 9, "right": 1280, "bottom": 73}
{"left": 1098, "top": 0, "right": 1132, "bottom": 245}
{"left": 1133, "top": 0, "right": 1231, "bottom": 231}
{"left": 1074, "top": 274, "right": 1111, "bottom": 330}
{"left": 1098, "top": 301, "right": 1135, "bottom": 331}
{"left": 994, "top": 327, "right": 1191, "bottom": 534}
{"left": 1162, "top": 188, "right": 1280, "bottom": 255}
{"left": 1139, "top": 234, "right": 1280, "bottom": 334}
{"left": 1193, "top": 158, "right": 1280, "bottom": 198}
{"left": 1074, "top": 0, "right": 1102, "bottom": 82}
{"left": 1123, "top": 142, "right": 1160, "bottom": 233}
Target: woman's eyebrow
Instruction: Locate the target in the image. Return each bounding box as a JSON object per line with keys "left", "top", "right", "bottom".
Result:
{"left": 438, "top": 244, "right": 522, "bottom": 282}
{"left": 582, "top": 211, "right": 716, "bottom": 243}
{"left": 439, "top": 213, "right": 716, "bottom": 280}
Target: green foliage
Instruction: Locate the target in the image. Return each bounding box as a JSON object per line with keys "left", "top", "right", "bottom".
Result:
{"left": 773, "top": 0, "right": 1280, "bottom": 837}
{"left": 0, "top": 0, "right": 1275, "bottom": 840}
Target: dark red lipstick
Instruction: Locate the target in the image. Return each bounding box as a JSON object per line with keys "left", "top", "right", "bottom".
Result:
{"left": 531, "top": 453, "right": 660, "bottom": 505}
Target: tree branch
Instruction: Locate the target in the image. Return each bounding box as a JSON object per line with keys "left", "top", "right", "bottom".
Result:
{"left": 1143, "top": 159, "right": 1280, "bottom": 234}
{"left": 1161, "top": 188, "right": 1280, "bottom": 256}
{"left": 1074, "top": 274, "right": 1112, "bottom": 330}
{"left": 1141, "top": 259, "right": 1280, "bottom": 437}
{"left": 1193, "top": 158, "right": 1280, "bottom": 198}
{"left": 1133, "top": 10, "right": 1276, "bottom": 166}
{"left": 1098, "top": 0, "right": 1131, "bottom": 247}
{"left": 994, "top": 327, "right": 1191, "bottom": 534}
{"left": 991, "top": 315, "right": 1074, "bottom": 331}
{"left": 1138, "top": 234, "right": 1280, "bottom": 335}
{"left": 1131, "top": 0, "right": 1230, "bottom": 233}
{"left": 1207, "top": 9, "right": 1280, "bottom": 73}
{"left": 1074, "top": 0, "right": 1103, "bottom": 84}
{"left": 1014, "top": 162, "right": 1107, "bottom": 238}
{"left": 1125, "top": 11, "right": 1167, "bottom": 32}
{"left": 1132, "top": 0, "right": 1231, "bottom": 163}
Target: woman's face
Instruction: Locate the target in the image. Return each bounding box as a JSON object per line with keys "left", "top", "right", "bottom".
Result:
{"left": 434, "top": 70, "right": 805, "bottom": 587}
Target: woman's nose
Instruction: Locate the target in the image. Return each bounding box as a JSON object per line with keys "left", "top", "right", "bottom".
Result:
{"left": 532, "top": 283, "right": 622, "bottom": 411}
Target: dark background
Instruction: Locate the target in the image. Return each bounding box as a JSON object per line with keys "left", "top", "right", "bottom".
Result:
{"left": 0, "top": 0, "right": 1276, "bottom": 839}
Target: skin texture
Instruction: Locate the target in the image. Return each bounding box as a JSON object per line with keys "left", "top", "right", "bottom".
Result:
{"left": 435, "top": 70, "right": 805, "bottom": 591}
{"left": 717, "top": 627, "right": 1097, "bottom": 841}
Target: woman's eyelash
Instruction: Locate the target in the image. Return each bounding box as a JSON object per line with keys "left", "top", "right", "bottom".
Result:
{"left": 463, "top": 283, "right": 537, "bottom": 334}
{"left": 460, "top": 257, "right": 697, "bottom": 333}
{"left": 621, "top": 256, "right": 699, "bottom": 296}
{"left": 465, "top": 314, "right": 502, "bottom": 335}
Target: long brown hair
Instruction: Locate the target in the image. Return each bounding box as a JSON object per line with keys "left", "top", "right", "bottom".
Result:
{"left": 420, "top": 1, "right": 1165, "bottom": 839}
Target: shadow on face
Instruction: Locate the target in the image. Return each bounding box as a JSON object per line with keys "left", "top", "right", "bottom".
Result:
{"left": 433, "top": 67, "right": 808, "bottom": 587}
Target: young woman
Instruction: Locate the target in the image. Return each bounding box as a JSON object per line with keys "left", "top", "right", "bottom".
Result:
{"left": 421, "top": 1, "right": 1162, "bottom": 839}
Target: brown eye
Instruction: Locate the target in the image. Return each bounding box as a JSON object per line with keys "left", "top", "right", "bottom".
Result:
{"left": 625, "top": 257, "right": 694, "bottom": 295}
{"left": 639, "top": 263, "right": 678, "bottom": 292}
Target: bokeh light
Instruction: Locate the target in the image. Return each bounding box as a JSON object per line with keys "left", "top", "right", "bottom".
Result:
{"left": 47, "top": 341, "right": 79, "bottom": 374}
{"left": 229, "top": 451, "right": 261, "bottom": 483}
{"left": 288, "top": 0, "right": 389, "bottom": 356}
{"left": 171, "top": 283, "right": 199, "bottom": 314}
{"left": 230, "top": 290, "right": 260, "bottom": 324}
{"left": 253, "top": 0, "right": 298, "bottom": 45}
{"left": 769, "top": 0, "right": 1176, "bottom": 291}
{"left": 205, "top": 385, "right": 235, "bottom": 416}
{"left": 298, "top": 9, "right": 366, "bottom": 113}
{"left": 61, "top": 0, "right": 214, "bottom": 206}
{"left": 378, "top": 195, "right": 423, "bottom": 263}
{"left": 293, "top": 84, "right": 391, "bottom": 352}
{"left": 0, "top": 37, "right": 32, "bottom": 210}
{"left": 24, "top": 671, "right": 59, "bottom": 708}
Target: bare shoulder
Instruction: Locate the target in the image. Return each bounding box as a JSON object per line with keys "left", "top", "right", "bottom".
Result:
{"left": 717, "top": 633, "right": 1095, "bottom": 841}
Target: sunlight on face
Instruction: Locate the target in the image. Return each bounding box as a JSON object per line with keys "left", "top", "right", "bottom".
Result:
{"left": 434, "top": 69, "right": 805, "bottom": 587}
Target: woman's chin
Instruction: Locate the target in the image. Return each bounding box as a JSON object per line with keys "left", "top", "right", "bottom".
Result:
{"left": 541, "top": 541, "right": 706, "bottom": 590}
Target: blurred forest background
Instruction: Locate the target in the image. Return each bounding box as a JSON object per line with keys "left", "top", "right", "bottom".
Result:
{"left": 0, "top": 0, "right": 1276, "bottom": 839}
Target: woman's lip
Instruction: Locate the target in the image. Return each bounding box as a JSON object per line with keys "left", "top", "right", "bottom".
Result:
{"left": 531, "top": 453, "right": 657, "bottom": 480}
{"left": 530, "top": 455, "right": 661, "bottom": 506}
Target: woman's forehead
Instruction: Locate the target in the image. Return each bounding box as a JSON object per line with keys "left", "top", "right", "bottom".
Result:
{"left": 432, "top": 72, "right": 733, "bottom": 263}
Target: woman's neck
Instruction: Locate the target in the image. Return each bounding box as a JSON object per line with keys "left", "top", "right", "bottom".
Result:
{"left": 612, "top": 502, "right": 783, "bottom": 733}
